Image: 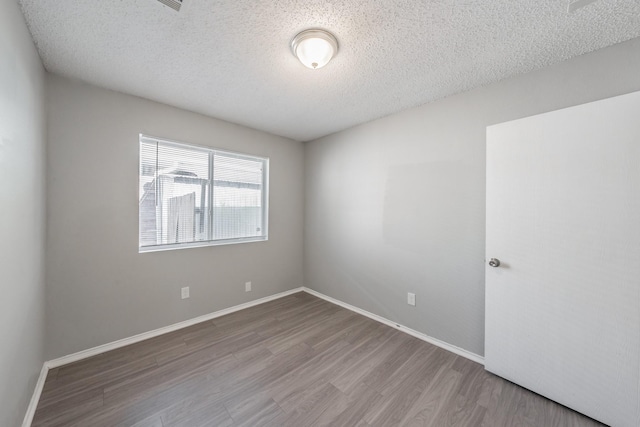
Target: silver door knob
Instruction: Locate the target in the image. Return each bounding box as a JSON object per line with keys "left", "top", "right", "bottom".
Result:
{"left": 488, "top": 258, "right": 501, "bottom": 267}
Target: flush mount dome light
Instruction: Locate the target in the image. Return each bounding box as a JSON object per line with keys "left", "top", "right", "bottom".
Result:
{"left": 291, "top": 29, "right": 338, "bottom": 69}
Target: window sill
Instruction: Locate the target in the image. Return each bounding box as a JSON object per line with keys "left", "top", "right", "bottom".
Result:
{"left": 138, "top": 236, "right": 268, "bottom": 253}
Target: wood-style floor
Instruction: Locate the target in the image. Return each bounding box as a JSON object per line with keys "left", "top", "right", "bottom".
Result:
{"left": 32, "top": 292, "right": 604, "bottom": 427}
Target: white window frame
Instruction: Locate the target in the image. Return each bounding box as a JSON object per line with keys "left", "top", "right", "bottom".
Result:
{"left": 139, "top": 134, "right": 269, "bottom": 253}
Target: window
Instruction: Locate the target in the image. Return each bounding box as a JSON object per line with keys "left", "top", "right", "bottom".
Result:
{"left": 139, "top": 135, "right": 268, "bottom": 252}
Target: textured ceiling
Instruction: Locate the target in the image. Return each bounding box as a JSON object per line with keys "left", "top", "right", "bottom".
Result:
{"left": 18, "top": 0, "right": 640, "bottom": 141}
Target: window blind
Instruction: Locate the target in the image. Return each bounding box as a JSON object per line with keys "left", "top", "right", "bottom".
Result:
{"left": 139, "top": 135, "right": 268, "bottom": 251}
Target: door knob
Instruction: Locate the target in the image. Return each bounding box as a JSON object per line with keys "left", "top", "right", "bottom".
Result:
{"left": 489, "top": 258, "right": 501, "bottom": 267}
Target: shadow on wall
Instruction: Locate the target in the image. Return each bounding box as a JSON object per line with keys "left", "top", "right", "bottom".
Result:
{"left": 383, "top": 161, "right": 479, "bottom": 257}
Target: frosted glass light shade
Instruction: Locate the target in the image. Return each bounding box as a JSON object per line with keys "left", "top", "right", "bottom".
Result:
{"left": 291, "top": 29, "right": 338, "bottom": 69}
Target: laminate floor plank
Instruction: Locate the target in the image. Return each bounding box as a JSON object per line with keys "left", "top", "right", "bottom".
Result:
{"left": 39, "top": 355, "right": 159, "bottom": 411}
{"left": 32, "top": 389, "right": 104, "bottom": 427}
{"left": 405, "top": 369, "right": 476, "bottom": 427}
{"left": 302, "top": 310, "right": 364, "bottom": 347}
{"left": 398, "top": 367, "right": 465, "bottom": 427}
{"left": 78, "top": 376, "right": 219, "bottom": 427}
{"left": 451, "top": 355, "right": 490, "bottom": 406}
{"left": 317, "top": 382, "right": 384, "bottom": 427}
{"left": 227, "top": 396, "right": 283, "bottom": 427}
{"left": 370, "top": 345, "right": 446, "bottom": 398}
{"left": 365, "top": 360, "right": 459, "bottom": 426}
{"left": 310, "top": 317, "right": 383, "bottom": 354}
{"left": 330, "top": 330, "right": 408, "bottom": 394}
{"left": 103, "top": 352, "right": 238, "bottom": 407}
{"left": 279, "top": 382, "right": 346, "bottom": 427}
{"left": 130, "top": 415, "right": 165, "bottom": 427}
{"left": 239, "top": 339, "right": 352, "bottom": 410}
{"left": 158, "top": 385, "right": 229, "bottom": 426}
{"left": 155, "top": 329, "right": 264, "bottom": 365}
{"left": 357, "top": 334, "right": 423, "bottom": 391}
{"left": 33, "top": 292, "right": 605, "bottom": 427}
{"left": 324, "top": 333, "right": 398, "bottom": 397}
{"left": 256, "top": 303, "right": 341, "bottom": 340}
{"left": 163, "top": 403, "right": 233, "bottom": 427}
{"left": 266, "top": 309, "right": 356, "bottom": 355}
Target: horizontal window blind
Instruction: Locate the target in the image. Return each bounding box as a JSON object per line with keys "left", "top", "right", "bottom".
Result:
{"left": 139, "top": 135, "right": 268, "bottom": 251}
{"left": 213, "top": 153, "right": 265, "bottom": 240}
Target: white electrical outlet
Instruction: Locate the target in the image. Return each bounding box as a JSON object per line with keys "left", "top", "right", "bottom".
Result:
{"left": 181, "top": 287, "right": 190, "bottom": 299}
{"left": 407, "top": 292, "right": 416, "bottom": 306}
{"left": 245, "top": 281, "right": 252, "bottom": 292}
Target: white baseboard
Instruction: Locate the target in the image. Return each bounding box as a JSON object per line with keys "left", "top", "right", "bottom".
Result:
{"left": 21, "top": 364, "right": 49, "bottom": 427}
{"left": 45, "top": 285, "right": 483, "bottom": 370}
{"left": 302, "top": 287, "right": 485, "bottom": 365}
{"left": 46, "top": 287, "right": 303, "bottom": 369}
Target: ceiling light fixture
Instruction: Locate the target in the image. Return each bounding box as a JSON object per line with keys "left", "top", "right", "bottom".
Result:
{"left": 291, "top": 29, "right": 338, "bottom": 69}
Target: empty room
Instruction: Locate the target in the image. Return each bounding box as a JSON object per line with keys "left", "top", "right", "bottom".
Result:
{"left": 2, "top": 0, "right": 640, "bottom": 426}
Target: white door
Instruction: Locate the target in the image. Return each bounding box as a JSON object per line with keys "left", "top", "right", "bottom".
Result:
{"left": 485, "top": 91, "right": 640, "bottom": 427}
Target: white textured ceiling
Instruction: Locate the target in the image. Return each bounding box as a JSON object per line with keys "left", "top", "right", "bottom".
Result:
{"left": 18, "top": 0, "right": 640, "bottom": 141}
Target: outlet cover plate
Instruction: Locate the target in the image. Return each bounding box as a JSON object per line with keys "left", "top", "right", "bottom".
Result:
{"left": 407, "top": 292, "right": 416, "bottom": 306}
{"left": 181, "top": 287, "right": 190, "bottom": 299}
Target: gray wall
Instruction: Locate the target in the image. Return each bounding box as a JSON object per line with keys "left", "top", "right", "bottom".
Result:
{"left": 304, "top": 37, "right": 640, "bottom": 357}
{"left": 45, "top": 75, "right": 304, "bottom": 359}
{"left": 0, "top": 1, "right": 47, "bottom": 426}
